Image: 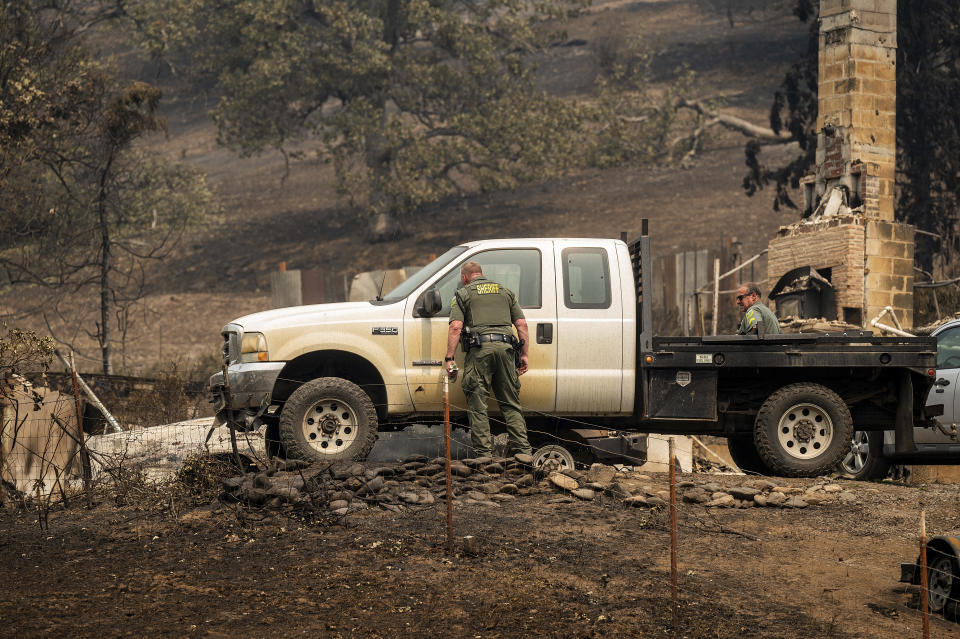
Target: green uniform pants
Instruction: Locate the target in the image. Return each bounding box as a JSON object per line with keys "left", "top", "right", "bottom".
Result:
{"left": 461, "top": 342, "right": 531, "bottom": 457}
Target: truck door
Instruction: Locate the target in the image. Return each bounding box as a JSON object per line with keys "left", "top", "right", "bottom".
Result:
{"left": 919, "top": 324, "right": 960, "bottom": 443}
{"left": 403, "top": 244, "right": 558, "bottom": 415}
{"left": 553, "top": 242, "right": 624, "bottom": 413}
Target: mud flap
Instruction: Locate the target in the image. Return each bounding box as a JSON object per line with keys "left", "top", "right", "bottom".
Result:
{"left": 895, "top": 370, "right": 916, "bottom": 455}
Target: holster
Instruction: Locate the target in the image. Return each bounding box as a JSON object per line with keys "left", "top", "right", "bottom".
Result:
{"left": 513, "top": 339, "right": 525, "bottom": 368}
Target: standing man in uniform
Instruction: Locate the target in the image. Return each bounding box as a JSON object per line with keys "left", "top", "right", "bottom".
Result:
{"left": 445, "top": 261, "right": 532, "bottom": 457}
{"left": 735, "top": 282, "right": 782, "bottom": 336}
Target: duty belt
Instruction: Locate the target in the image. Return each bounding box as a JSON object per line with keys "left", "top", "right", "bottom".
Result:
{"left": 477, "top": 333, "right": 518, "bottom": 347}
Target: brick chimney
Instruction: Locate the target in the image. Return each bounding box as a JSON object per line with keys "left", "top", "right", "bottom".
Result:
{"left": 768, "top": 0, "right": 915, "bottom": 329}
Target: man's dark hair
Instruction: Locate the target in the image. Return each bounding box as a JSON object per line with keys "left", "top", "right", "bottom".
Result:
{"left": 743, "top": 282, "right": 762, "bottom": 298}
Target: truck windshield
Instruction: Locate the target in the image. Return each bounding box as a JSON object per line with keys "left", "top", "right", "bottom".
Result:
{"left": 376, "top": 246, "right": 468, "bottom": 303}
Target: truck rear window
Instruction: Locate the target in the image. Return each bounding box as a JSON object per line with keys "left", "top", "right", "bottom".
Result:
{"left": 562, "top": 247, "right": 611, "bottom": 309}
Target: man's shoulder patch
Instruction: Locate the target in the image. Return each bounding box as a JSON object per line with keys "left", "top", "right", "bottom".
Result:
{"left": 475, "top": 282, "right": 500, "bottom": 295}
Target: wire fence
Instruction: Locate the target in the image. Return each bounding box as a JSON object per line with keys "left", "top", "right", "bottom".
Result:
{"left": 2, "top": 375, "right": 957, "bottom": 638}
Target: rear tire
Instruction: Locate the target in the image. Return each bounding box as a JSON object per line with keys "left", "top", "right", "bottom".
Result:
{"left": 928, "top": 550, "right": 959, "bottom": 614}
{"left": 837, "top": 430, "right": 891, "bottom": 480}
{"left": 754, "top": 382, "right": 853, "bottom": 477}
{"left": 726, "top": 436, "right": 773, "bottom": 476}
{"left": 278, "top": 377, "right": 378, "bottom": 462}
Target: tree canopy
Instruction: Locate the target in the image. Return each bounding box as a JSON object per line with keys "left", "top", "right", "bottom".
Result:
{"left": 135, "top": 0, "right": 695, "bottom": 238}
{"left": 0, "top": 0, "right": 215, "bottom": 373}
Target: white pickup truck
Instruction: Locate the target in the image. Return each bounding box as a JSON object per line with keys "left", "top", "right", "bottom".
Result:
{"left": 209, "top": 224, "right": 941, "bottom": 477}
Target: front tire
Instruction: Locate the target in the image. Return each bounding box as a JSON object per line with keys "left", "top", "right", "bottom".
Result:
{"left": 838, "top": 430, "right": 891, "bottom": 480}
{"left": 278, "top": 377, "right": 378, "bottom": 462}
{"left": 754, "top": 383, "right": 853, "bottom": 477}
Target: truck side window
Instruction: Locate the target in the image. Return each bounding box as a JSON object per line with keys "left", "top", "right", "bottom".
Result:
{"left": 562, "top": 247, "right": 611, "bottom": 309}
{"left": 937, "top": 327, "right": 960, "bottom": 369}
{"left": 431, "top": 249, "right": 542, "bottom": 316}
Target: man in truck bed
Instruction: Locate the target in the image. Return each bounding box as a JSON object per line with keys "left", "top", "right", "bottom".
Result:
{"left": 445, "top": 261, "right": 532, "bottom": 457}
{"left": 736, "top": 282, "right": 781, "bottom": 337}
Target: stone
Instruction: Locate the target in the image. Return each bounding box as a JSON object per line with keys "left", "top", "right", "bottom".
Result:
{"left": 823, "top": 484, "right": 843, "bottom": 493}
{"left": 515, "top": 474, "right": 534, "bottom": 487}
{"left": 744, "top": 479, "right": 776, "bottom": 491}
{"left": 244, "top": 488, "right": 270, "bottom": 505}
{"left": 500, "top": 483, "right": 518, "bottom": 494}
{"left": 753, "top": 494, "right": 768, "bottom": 507}
{"left": 772, "top": 486, "right": 803, "bottom": 495}
{"left": 803, "top": 494, "right": 831, "bottom": 505}
{"left": 253, "top": 473, "right": 271, "bottom": 489}
{"left": 419, "top": 493, "right": 435, "bottom": 505}
{"left": 276, "top": 459, "right": 311, "bottom": 471}
{"left": 403, "top": 454, "right": 429, "bottom": 463}
{"left": 489, "top": 493, "right": 517, "bottom": 502}
{"left": 483, "top": 463, "right": 505, "bottom": 474}
{"left": 329, "top": 499, "right": 349, "bottom": 510}
{"left": 705, "top": 494, "right": 735, "bottom": 508}
{"left": 678, "top": 480, "right": 696, "bottom": 489}
{"left": 646, "top": 496, "right": 668, "bottom": 507}
{"left": 479, "top": 482, "right": 501, "bottom": 495}
{"left": 465, "top": 490, "right": 487, "bottom": 501}
{"left": 267, "top": 486, "right": 301, "bottom": 502}
{"left": 765, "top": 491, "right": 786, "bottom": 506}
{"left": 401, "top": 461, "right": 425, "bottom": 471}
{"left": 587, "top": 482, "right": 611, "bottom": 492}
{"left": 450, "top": 463, "right": 472, "bottom": 477}
{"left": 399, "top": 492, "right": 420, "bottom": 504}
{"left": 711, "top": 491, "right": 730, "bottom": 500}
{"left": 549, "top": 472, "right": 579, "bottom": 492}
{"left": 700, "top": 482, "right": 724, "bottom": 494}
{"left": 585, "top": 464, "right": 617, "bottom": 484}
{"left": 463, "top": 457, "right": 493, "bottom": 468}
{"left": 373, "top": 467, "right": 396, "bottom": 477}
{"left": 547, "top": 497, "right": 575, "bottom": 504}
{"left": 356, "top": 476, "right": 385, "bottom": 496}
{"left": 783, "top": 496, "right": 809, "bottom": 508}
{"left": 329, "top": 490, "right": 353, "bottom": 502}
{"left": 514, "top": 453, "right": 534, "bottom": 465}
{"left": 633, "top": 474, "right": 652, "bottom": 481}
{"left": 223, "top": 475, "right": 246, "bottom": 490}
{"left": 728, "top": 486, "right": 761, "bottom": 500}
{"left": 604, "top": 482, "right": 631, "bottom": 500}
{"left": 332, "top": 507, "right": 349, "bottom": 516}
{"left": 838, "top": 491, "right": 857, "bottom": 504}
{"left": 623, "top": 495, "right": 648, "bottom": 507}
{"left": 653, "top": 490, "right": 670, "bottom": 501}
{"left": 560, "top": 468, "right": 585, "bottom": 481}
{"left": 475, "top": 500, "right": 500, "bottom": 507}
{"left": 682, "top": 489, "right": 710, "bottom": 504}
{"left": 430, "top": 457, "right": 447, "bottom": 466}
{"left": 417, "top": 464, "right": 443, "bottom": 476}
{"left": 381, "top": 503, "right": 402, "bottom": 513}
{"left": 517, "top": 487, "right": 538, "bottom": 496}
{"left": 415, "top": 478, "right": 432, "bottom": 487}
{"left": 572, "top": 488, "right": 596, "bottom": 500}
{"left": 330, "top": 463, "right": 362, "bottom": 480}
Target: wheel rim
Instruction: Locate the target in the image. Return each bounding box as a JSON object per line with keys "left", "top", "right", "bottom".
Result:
{"left": 301, "top": 397, "right": 359, "bottom": 455}
{"left": 777, "top": 402, "right": 834, "bottom": 460}
{"left": 532, "top": 445, "right": 575, "bottom": 470}
{"left": 840, "top": 430, "right": 870, "bottom": 474}
{"left": 929, "top": 556, "right": 954, "bottom": 613}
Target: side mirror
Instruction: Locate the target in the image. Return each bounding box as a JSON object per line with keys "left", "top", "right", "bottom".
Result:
{"left": 415, "top": 289, "right": 443, "bottom": 317}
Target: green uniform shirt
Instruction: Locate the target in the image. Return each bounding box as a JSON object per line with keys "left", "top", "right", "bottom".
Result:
{"left": 449, "top": 276, "right": 524, "bottom": 335}
{"left": 737, "top": 301, "right": 782, "bottom": 336}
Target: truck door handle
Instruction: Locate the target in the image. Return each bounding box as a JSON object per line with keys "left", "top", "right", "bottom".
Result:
{"left": 536, "top": 323, "right": 553, "bottom": 344}
{"left": 935, "top": 378, "right": 950, "bottom": 386}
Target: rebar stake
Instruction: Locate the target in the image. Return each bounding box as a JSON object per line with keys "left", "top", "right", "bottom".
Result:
{"left": 443, "top": 372, "right": 454, "bottom": 550}
{"left": 920, "top": 509, "right": 930, "bottom": 639}
{"left": 669, "top": 437, "right": 679, "bottom": 634}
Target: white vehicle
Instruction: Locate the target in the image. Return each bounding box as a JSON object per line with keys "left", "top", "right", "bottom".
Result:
{"left": 209, "top": 227, "right": 940, "bottom": 477}
{"left": 840, "top": 318, "right": 960, "bottom": 479}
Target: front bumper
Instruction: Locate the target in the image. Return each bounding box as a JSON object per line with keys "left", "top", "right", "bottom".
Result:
{"left": 208, "top": 362, "right": 285, "bottom": 414}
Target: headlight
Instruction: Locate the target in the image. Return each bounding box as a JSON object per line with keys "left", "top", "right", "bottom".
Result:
{"left": 240, "top": 332, "right": 269, "bottom": 362}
